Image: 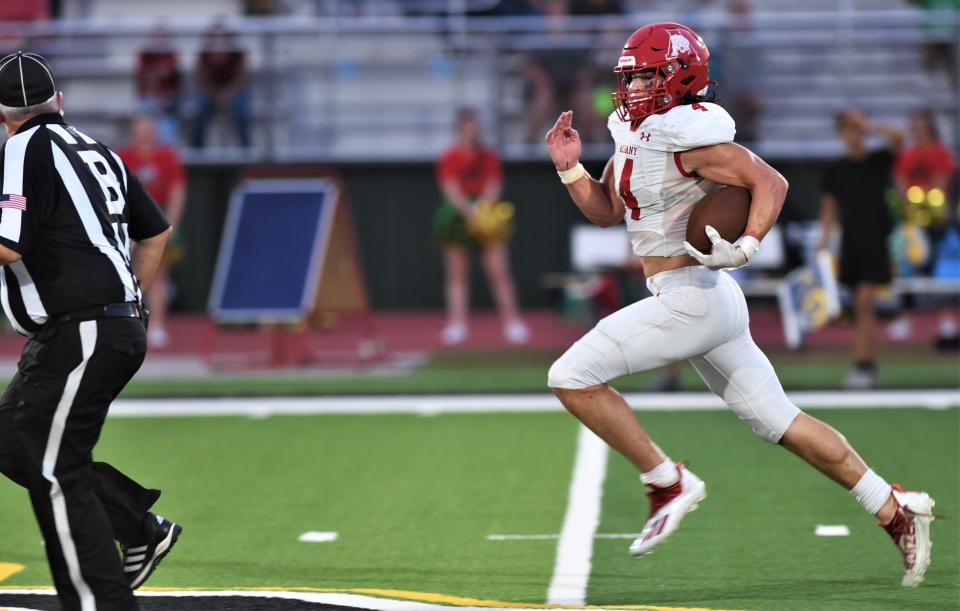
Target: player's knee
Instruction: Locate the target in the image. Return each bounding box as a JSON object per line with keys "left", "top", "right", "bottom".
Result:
{"left": 732, "top": 398, "right": 801, "bottom": 444}
{"left": 754, "top": 404, "right": 801, "bottom": 444}
{"left": 547, "top": 351, "right": 603, "bottom": 390}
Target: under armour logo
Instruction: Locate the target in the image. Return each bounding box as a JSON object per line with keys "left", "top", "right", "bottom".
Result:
{"left": 639, "top": 132, "right": 651, "bottom": 141}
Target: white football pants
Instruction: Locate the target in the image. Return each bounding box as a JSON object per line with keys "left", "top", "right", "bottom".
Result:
{"left": 548, "top": 265, "right": 801, "bottom": 443}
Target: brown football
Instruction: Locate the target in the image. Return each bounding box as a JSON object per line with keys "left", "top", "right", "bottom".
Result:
{"left": 685, "top": 186, "right": 751, "bottom": 253}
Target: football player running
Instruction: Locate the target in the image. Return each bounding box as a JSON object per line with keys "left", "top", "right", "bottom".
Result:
{"left": 545, "top": 22, "right": 935, "bottom": 586}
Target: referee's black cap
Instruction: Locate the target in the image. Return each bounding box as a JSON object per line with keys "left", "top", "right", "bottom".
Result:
{"left": 0, "top": 51, "right": 57, "bottom": 108}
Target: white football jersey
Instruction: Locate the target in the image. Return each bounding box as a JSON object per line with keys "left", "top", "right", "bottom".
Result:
{"left": 607, "top": 102, "right": 736, "bottom": 257}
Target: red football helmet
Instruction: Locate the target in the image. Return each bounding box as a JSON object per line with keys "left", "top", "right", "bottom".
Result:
{"left": 612, "top": 22, "right": 713, "bottom": 124}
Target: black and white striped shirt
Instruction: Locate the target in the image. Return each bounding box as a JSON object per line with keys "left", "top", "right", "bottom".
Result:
{"left": 0, "top": 113, "right": 169, "bottom": 336}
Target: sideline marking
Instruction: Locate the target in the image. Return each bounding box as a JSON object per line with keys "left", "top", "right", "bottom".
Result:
{"left": 105, "top": 390, "right": 960, "bottom": 418}
{"left": 0, "top": 587, "right": 744, "bottom": 611}
{"left": 0, "top": 564, "right": 24, "bottom": 583}
{"left": 487, "top": 534, "right": 639, "bottom": 541}
{"left": 814, "top": 525, "right": 850, "bottom": 537}
{"left": 298, "top": 531, "right": 338, "bottom": 543}
{"left": 547, "top": 425, "right": 609, "bottom": 606}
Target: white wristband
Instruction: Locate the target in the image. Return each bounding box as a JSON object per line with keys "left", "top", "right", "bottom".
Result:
{"left": 737, "top": 235, "right": 761, "bottom": 261}
{"left": 557, "top": 163, "right": 589, "bottom": 185}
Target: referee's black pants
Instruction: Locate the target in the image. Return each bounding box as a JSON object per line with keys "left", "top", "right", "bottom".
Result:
{"left": 0, "top": 317, "right": 160, "bottom": 611}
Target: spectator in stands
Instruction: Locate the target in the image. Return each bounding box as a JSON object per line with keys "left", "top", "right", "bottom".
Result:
{"left": 135, "top": 25, "right": 182, "bottom": 144}
{"left": 434, "top": 108, "right": 530, "bottom": 346}
{"left": 244, "top": 0, "right": 278, "bottom": 14}
{"left": 715, "top": 0, "right": 764, "bottom": 147}
{"left": 190, "top": 22, "right": 251, "bottom": 149}
{"left": 120, "top": 115, "right": 187, "bottom": 348}
{"left": 911, "top": 0, "right": 959, "bottom": 90}
{"left": 481, "top": 0, "right": 542, "bottom": 15}
{"left": 0, "top": 0, "right": 50, "bottom": 53}
{"left": 0, "top": 0, "right": 49, "bottom": 23}
{"left": 521, "top": 1, "right": 600, "bottom": 143}
{"left": 892, "top": 108, "right": 959, "bottom": 349}
{"left": 818, "top": 108, "right": 903, "bottom": 389}
{"left": 569, "top": 0, "right": 623, "bottom": 14}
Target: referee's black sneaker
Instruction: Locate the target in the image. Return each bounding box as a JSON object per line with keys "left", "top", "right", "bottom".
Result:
{"left": 122, "top": 513, "right": 182, "bottom": 589}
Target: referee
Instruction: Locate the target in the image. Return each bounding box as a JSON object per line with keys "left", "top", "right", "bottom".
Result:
{"left": 0, "top": 52, "right": 180, "bottom": 611}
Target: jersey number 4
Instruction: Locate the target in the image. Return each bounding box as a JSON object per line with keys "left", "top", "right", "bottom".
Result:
{"left": 619, "top": 159, "right": 641, "bottom": 220}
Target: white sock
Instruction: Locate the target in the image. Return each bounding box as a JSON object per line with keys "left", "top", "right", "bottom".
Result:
{"left": 851, "top": 469, "right": 893, "bottom": 515}
{"left": 641, "top": 459, "right": 679, "bottom": 488}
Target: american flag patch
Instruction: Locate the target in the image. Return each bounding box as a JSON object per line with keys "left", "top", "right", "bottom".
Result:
{"left": 0, "top": 194, "right": 26, "bottom": 211}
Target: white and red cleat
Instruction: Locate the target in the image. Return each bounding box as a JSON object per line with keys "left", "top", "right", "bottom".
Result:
{"left": 882, "top": 485, "right": 936, "bottom": 587}
{"left": 629, "top": 463, "right": 706, "bottom": 557}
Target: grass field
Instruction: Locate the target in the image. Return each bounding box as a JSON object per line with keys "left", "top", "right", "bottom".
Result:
{"left": 1, "top": 403, "right": 957, "bottom": 611}
{"left": 120, "top": 347, "right": 960, "bottom": 397}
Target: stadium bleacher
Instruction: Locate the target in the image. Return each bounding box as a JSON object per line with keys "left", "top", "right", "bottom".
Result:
{"left": 4, "top": 0, "right": 954, "bottom": 162}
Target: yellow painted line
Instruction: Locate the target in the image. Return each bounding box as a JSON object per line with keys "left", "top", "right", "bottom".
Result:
{"left": 0, "top": 585, "right": 746, "bottom": 611}
{"left": 340, "top": 588, "right": 740, "bottom": 611}
{"left": 0, "top": 563, "right": 24, "bottom": 583}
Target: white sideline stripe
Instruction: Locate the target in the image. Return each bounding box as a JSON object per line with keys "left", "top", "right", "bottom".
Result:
{"left": 547, "top": 425, "right": 608, "bottom": 606}
{"left": 298, "top": 531, "right": 338, "bottom": 542}
{"left": 0, "top": 588, "right": 669, "bottom": 611}
{"left": 42, "top": 321, "right": 97, "bottom": 611}
{"left": 105, "top": 390, "right": 960, "bottom": 418}
{"left": 488, "top": 533, "right": 639, "bottom": 541}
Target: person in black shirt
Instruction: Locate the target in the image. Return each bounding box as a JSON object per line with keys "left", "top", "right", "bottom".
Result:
{"left": 0, "top": 52, "right": 180, "bottom": 611}
{"left": 818, "top": 108, "right": 903, "bottom": 389}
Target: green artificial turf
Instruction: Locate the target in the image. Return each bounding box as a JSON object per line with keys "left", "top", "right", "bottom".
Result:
{"left": 0, "top": 407, "right": 957, "bottom": 610}
{"left": 591, "top": 408, "right": 960, "bottom": 611}
{"left": 0, "top": 413, "right": 578, "bottom": 603}
{"left": 120, "top": 348, "right": 960, "bottom": 397}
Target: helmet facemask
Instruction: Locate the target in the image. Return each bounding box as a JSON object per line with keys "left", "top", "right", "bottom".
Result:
{"left": 612, "top": 63, "right": 678, "bottom": 123}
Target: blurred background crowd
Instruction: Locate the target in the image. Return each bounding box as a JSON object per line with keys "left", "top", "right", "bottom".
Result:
{"left": 0, "top": 0, "right": 957, "bottom": 389}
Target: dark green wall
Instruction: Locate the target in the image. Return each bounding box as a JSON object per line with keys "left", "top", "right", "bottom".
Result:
{"left": 171, "top": 160, "right": 822, "bottom": 312}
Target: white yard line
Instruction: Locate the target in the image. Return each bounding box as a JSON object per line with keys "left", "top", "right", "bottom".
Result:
{"left": 546, "top": 425, "right": 609, "bottom": 606}
{"left": 814, "top": 525, "right": 850, "bottom": 537}
{"left": 298, "top": 531, "right": 338, "bottom": 543}
{"left": 106, "top": 390, "right": 959, "bottom": 418}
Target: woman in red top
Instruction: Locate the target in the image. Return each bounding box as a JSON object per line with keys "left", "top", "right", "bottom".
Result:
{"left": 892, "top": 109, "right": 959, "bottom": 348}
{"left": 120, "top": 115, "right": 187, "bottom": 348}
{"left": 434, "top": 109, "right": 529, "bottom": 346}
{"left": 894, "top": 109, "right": 956, "bottom": 223}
